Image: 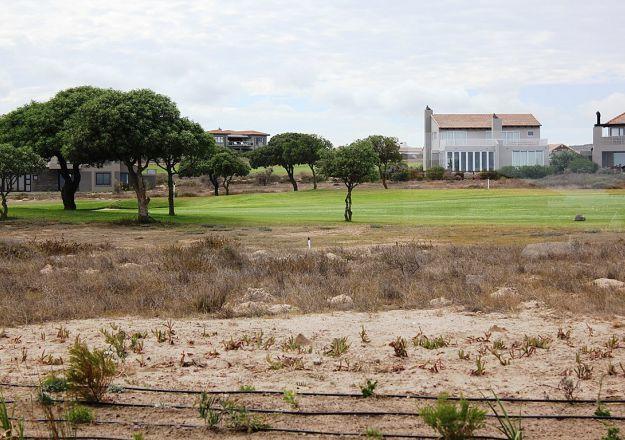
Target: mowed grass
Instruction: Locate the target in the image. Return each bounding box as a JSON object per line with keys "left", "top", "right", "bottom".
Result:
{"left": 7, "top": 187, "right": 625, "bottom": 229}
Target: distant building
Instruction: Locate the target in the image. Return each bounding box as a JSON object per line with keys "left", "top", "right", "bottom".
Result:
{"left": 423, "top": 107, "right": 548, "bottom": 171}
{"left": 208, "top": 129, "right": 270, "bottom": 153}
{"left": 569, "top": 143, "right": 593, "bottom": 160}
{"left": 592, "top": 111, "right": 625, "bottom": 168}
{"left": 398, "top": 142, "right": 423, "bottom": 162}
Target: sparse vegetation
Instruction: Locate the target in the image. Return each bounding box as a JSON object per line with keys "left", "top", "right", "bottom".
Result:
{"left": 421, "top": 394, "right": 486, "bottom": 440}
{"left": 389, "top": 336, "right": 408, "bottom": 358}
{"left": 66, "top": 339, "right": 117, "bottom": 402}
{"left": 65, "top": 404, "right": 94, "bottom": 425}
{"left": 360, "top": 379, "right": 378, "bottom": 397}
{"left": 324, "top": 337, "right": 350, "bottom": 357}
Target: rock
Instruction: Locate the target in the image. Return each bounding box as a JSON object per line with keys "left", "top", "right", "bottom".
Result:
{"left": 489, "top": 324, "right": 507, "bottom": 333}
{"left": 312, "top": 357, "right": 323, "bottom": 366}
{"left": 243, "top": 287, "right": 274, "bottom": 303}
{"left": 39, "top": 264, "right": 54, "bottom": 275}
{"left": 325, "top": 252, "right": 346, "bottom": 263}
{"left": 328, "top": 294, "right": 354, "bottom": 310}
{"left": 120, "top": 262, "right": 142, "bottom": 269}
{"left": 593, "top": 278, "right": 625, "bottom": 290}
{"left": 574, "top": 214, "right": 586, "bottom": 222}
{"left": 294, "top": 333, "right": 312, "bottom": 346}
{"left": 490, "top": 287, "right": 519, "bottom": 299}
{"left": 84, "top": 268, "right": 100, "bottom": 275}
{"left": 267, "top": 304, "right": 298, "bottom": 315}
{"left": 429, "top": 297, "right": 452, "bottom": 307}
{"left": 521, "top": 242, "right": 576, "bottom": 259}
{"left": 231, "top": 301, "right": 270, "bottom": 316}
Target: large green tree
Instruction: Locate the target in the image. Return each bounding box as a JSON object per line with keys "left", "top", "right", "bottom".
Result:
{"left": 64, "top": 89, "right": 180, "bottom": 223}
{"left": 366, "top": 135, "right": 402, "bottom": 189}
{"left": 0, "top": 144, "right": 46, "bottom": 219}
{"left": 319, "top": 140, "right": 378, "bottom": 222}
{"left": 0, "top": 86, "right": 107, "bottom": 210}
{"left": 248, "top": 133, "right": 302, "bottom": 191}
{"left": 296, "top": 134, "right": 333, "bottom": 189}
{"left": 156, "top": 118, "right": 215, "bottom": 215}
{"left": 208, "top": 148, "right": 250, "bottom": 195}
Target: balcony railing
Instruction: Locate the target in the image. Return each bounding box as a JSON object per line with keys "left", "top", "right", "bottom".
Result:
{"left": 597, "top": 136, "right": 625, "bottom": 146}
{"left": 436, "top": 138, "right": 548, "bottom": 148}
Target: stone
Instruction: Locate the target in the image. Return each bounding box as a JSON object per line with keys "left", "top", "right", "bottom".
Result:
{"left": 521, "top": 241, "right": 576, "bottom": 259}
{"left": 294, "top": 333, "right": 312, "bottom": 346}
{"left": 267, "top": 304, "right": 298, "bottom": 315}
{"left": 490, "top": 287, "right": 519, "bottom": 299}
{"left": 429, "top": 297, "right": 452, "bottom": 307}
{"left": 325, "top": 252, "right": 346, "bottom": 262}
{"left": 243, "top": 287, "right": 274, "bottom": 303}
{"left": 489, "top": 324, "right": 507, "bottom": 333}
{"left": 40, "top": 264, "right": 54, "bottom": 275}
{"left": 231, "top": 301, "right": 269, "bottom": 317}
{"left": 328, "top": 294, "right": 354, "bottom": 310}
{"left": 593, "top": 278, "right": 625, "bottom": 290}
{"left": 574, "top": 214, "right": 586, "bottom": 222}
{"left": 312, "top": 357, "right": 323, "bottom": 366}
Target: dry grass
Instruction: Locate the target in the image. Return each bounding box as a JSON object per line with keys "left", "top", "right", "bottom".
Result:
{"left": 1, "top": 235, "right": 625, "bottom": 326}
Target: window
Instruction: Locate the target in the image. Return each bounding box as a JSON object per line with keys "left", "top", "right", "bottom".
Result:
{"left": 501, "top": 131, "right": 520, "bottom": 143}
{"left": 528, "top": 131, "right": 534, "bottom": 136}
{"left": 488, "top": 152, "right": 495, "bottom": 170}
{"left": 215, "top": 136, "right": 224, "bottom": 143}
{"left": 441, "top": 130, "right": 468, "bottom": 146}
{"left": 610, "top": 127, "right": 625, "bottom": 137}
{"left": 512, "top": 150, "right": 545, "bottom": 166}
{"left": 474, "top": 151, "right": 481, "bottom": 171}
{"left": 95, "top": 172, "right": 111, "bottom": 186}
{"left": 453, "top": 152, "right": 460, "bottom": 171}
{"left": 447, "top": 152, "right": 453, "bottom": 169}
{"left": 120, "top": 173, "right": 129, "bottom": 185}
{"left": 467, "top": 152, "right": 474, "bottom": 171}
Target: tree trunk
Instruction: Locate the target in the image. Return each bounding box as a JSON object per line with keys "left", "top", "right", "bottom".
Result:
{"left": 209, "top": 174, "right": 220, "bottom": 196}
{"left": 379, "top": 165, "right": 388, "bottom": 189}
{"left": 127, "top": 163, "right": 151, "bottom": 223}
{"left": 286, "top": 166, "right": 298, "bottom": 191}
{"left": 0, "top": 193, "right": 8, "bottom": 220}
{"left": 344, "top": 185, "right": 353, "bottom": 222}
{"left": 58, "top": 161, "right": 81, "bottom": 210}
{"left": 223, "top": 179, "right": 230, "bottom": 196}
{"left": 167, "top": 167, "right": 175, "bottom": 216}
{"left": 310, "top": 164, "right": 317, "bottom": 190}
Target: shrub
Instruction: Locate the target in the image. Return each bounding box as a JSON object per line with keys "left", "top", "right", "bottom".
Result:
{"left": 66, "top": 405, "right": 94, "bottom": 425}
{"left": 568, "top": 156, "right": 598, "bottom": 173}
{"left": 550, "top": 150, "right": 579, "bottom": 173}
{"left": 499, "top": 165, "right": 553, "bottom": 179}
{"left": 603, "top": 427, "right": 623, "bottom": 440}
{"left": 41, "top": 374, "right": 68, "bottom": 393}
{"left": 478, "top": 170, "right": 500, "bottom": 180}
{"left": 425, "top": 165, "right": 445, "bottom": 180}
{"left": 421, "top": 395, "right": 486, "bottom": 440}
{"left": 66, "top": 340, "right": 117, "bottom": 402}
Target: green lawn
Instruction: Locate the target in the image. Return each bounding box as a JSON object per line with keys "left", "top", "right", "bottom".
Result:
{"left": 7, "top": 188, "right": 625, "bottom": 229}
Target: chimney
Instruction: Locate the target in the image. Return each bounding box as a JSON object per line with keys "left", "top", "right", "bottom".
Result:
{"left": 491, "top": 113, "right": 502, "bottom": 139}
{"left": 596, "top": 111, "right": 601, "bottom": 126}
{"left": 423, "top": 106, "right": 434, "bottom": 170}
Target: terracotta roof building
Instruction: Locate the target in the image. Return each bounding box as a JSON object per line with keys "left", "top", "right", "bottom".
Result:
{"left": 208, "top": 129, "right": 270, "bottom": 152}
{"left": 592, "top": 111, "right": 625, "bottom": 168}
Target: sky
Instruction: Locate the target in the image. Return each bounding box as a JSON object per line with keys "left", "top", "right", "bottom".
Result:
{"left": 1, "top": 0, "right": 624, "bottom": 147}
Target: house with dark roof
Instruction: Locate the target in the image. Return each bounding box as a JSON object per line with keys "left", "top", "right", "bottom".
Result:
{"left": 592, "top": 112, "right": 625, "bottom": 168}
{"left": 208, "top": 129, "right": 270, "bottom": 153}
{"left": 423, "top": 107, "right": 548, "bottom": 171}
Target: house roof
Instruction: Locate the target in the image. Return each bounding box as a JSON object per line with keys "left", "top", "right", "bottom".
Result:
{"left": 606, "top": 112, "right": 625, "bottom": 126}
{"left": 208, "top": 129, "right": 269, "bottom": 136}
{"left": 432, "top": 113, "right": 541, "bottom": 129}
{"left": 549, "top": 143, "right": 577, "bottom": 153}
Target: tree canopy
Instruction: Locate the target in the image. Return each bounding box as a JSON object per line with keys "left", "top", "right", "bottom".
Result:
{"left": 0, "top": 144, "right": 46, "bottom": 219}
{"left": 319, "top": 140, "right": 378, "bottom": 221}
{"left": 366, "top": 135, "right": 402, "bottom": 189}
{"left": 208, "top": 148, "right": 251, "bottom": 195}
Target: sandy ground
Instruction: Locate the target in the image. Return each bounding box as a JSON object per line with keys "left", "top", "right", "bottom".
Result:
{"left": 2, "top": 306, "right": 625, "bottom": 438}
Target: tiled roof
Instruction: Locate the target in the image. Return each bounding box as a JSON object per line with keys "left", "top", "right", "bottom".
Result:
{"left": 606, "top": 112, "right": 625, "bottom": 126}
{"left": 208, "top": 129, "right": 269, "bottom": 136}
{"left": 432, "top": 114, "right": 541, "bottom": 129}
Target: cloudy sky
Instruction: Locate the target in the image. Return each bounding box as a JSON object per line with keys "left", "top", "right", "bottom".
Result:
{"left": 1, "top": 0, "right": 624, "bottom": 146}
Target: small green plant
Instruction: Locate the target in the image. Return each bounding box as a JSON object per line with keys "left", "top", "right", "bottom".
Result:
{"left": 360, "top": 325, "right": 371, "bottom": 343}
{"left": 457, "top": 350, "right": 470, "bottom": 360}
{"left": 152, "top": 328, "right": 167, "bottom": 343}
{"left": 421, "top": 394, "right": 486, "bottom": 440}
{"left": 324, "top": 337, "right": 350, "bottom": 357}
{"left": 281, "top": 335, "right": 301, "bottom": 352}
{"left": 595, "top": 377, "right": 611, "bottom": 417}
{"left": 389, "top": 336, "right": 408, "bottom": 358}
{"left": 492, "top": 339, "right": 507, "bottom": 350}
{"left": 574, "top": 352, "right": 593, "bottom": 380}
{"left": 365, "top": 427, "right": 383, "bottom": 438}
{"left": 360, "top": 379, "right": 378, "bottom": 398}
{"left": 558, "top": 376, "right": 579, "bottom": 401}
{"left": 283, "top": 389, "right": 299, "bottom": 409}
{"left": 41, "top": 374, "right": 68, "bottom": 393}
{"left": 605, "top": 335, "right": 620, "bottom": 351}
{"left": 485, "top": 392, "right": 523, "bottom": 440}
{"left": 66, "top": 405, "right": 94, "bottom": 425}
{"left": 66, "top": 339, "right": 117, "bottom": 402}
{"left": 222, "top": 399, "right": 269, "bottom": 433}
{"left": 132, "top": 434, "right": 145, "bottom": 440}
{"left": 56, "top": 325, "right": 70, "bottom": 342}
{"left": 603, "top": 427, "right": 623, "bottom": 440}
{"left": 470, "top": 356, "right": 486, "bottom": 376}
{"left": 413, "top": 332, "right": 449, "bottom": 350}
{"left": 100, "top": 325, "right": 128, "bottom": 360}
{"left": 239, "top": 385, "right": 256, "bottom": 392}
{"left": 199, "top": 392, "right": 222, "bottom": 429}
{"left": 523, "top": 335, "right": 551, "bottom": 350}
{"left": 0, "top": 395, "right": 24, "bottom": 439}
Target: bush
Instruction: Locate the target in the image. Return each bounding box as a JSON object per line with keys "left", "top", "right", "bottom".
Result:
{"left": 41, "top": 374, "right": 68, "bottom": 393}
{"left": 499, "top": 165, "right": 553, "bottom": 179}
{"left": 66, "top": 340, "right": 117, "bottom": 402}
{"left": 550, "top": 150, "right": 579, "bottom": 173}
{"left": 426, "top": 166, "right": 445, "bottom": 180}
{"left": 568, "top": 157, "right": 598, "bottom": 174}
{"left": 478, "top": 170, "right": 500, "bottom": 180}
{"left": 421, "top": 395, "right": 486, "bottom": 440}
{"left": 66, "top": 405, "right": 94, "bottom": 425}
{"left": 388, "top": 163, "right": 424, "bottom": 181}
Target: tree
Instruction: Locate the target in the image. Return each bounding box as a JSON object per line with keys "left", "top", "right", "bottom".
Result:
{"left": 318, "top": 140, "right": 378, "bottom": 222}
{"left": 156, "top": 118, "right": 215, "bottom": 215}
{"left": 249, "top": 133, "right": 303, "bottom": 191}
{"left": 179, "top": 155, "right": 221, "bottom": 196}
{"left": 550, "top": 150, "right": 579, "bottom": 174}
{"left": 0, "top": 144, "right": 46, "bottom": 219}
{"left": 0, "top": 87, "right": 107, "bottom": 210}
{"left": 366, "top": 135, "right": 402, "bottom": 189}
{"left": 295, "top": 134, "right": 333, "bottom": 189}
{"left": 208, "top": 149, "right": 251, "bottom": 195}
{"left": 64, "top": 89, "right": 180, "bottom": 223}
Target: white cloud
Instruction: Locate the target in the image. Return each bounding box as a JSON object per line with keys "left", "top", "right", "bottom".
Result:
{"left": 1, "top": 0, "right": 624, "bottom": 146}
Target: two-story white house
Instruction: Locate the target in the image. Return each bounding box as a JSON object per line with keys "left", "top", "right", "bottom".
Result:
{"left": 592, "top": 111, "right": 625, "bottom": 168}
{"left": 423, "top": 107, "right": 549, "bottom": 171}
